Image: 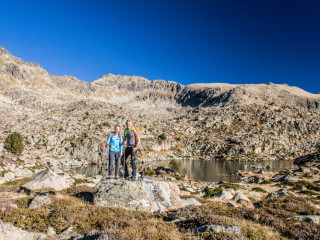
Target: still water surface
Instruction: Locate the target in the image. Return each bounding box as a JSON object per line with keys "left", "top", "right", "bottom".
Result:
{"left": 73, "top": 159, "right": 296, "bottom": 182}
{"left": 174, "top": 159, "right": 295, "bottom": 182}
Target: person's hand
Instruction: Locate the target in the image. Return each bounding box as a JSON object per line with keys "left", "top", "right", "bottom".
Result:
{"left": 119, "top": 153, "right": 123, "bottom": 157}
{"left": 133, "top": 147, "right": 138, "bottom": 152}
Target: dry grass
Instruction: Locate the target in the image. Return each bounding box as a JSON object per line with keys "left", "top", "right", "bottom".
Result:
{"left": 0, "top": 177, "right": 319, "bottom": 239}
{"left": 0, "top": 194, "right": 182, "bottom": 239}
{"left": 164, "top": 196, "right": 320, "bottom": 240}
{"left": 0, "top": 177, "right": 32, "bottom": 186}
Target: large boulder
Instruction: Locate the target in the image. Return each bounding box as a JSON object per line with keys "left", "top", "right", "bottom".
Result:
{"left": 214, "top": 189, "right": 234, "bottom": 200}
{"left": 28, "top": 196, "right": 51, "bottom": 209}
{"left": 232, "top": 192, "right": 250, "bottom": 202}
{"left": 0, "top": 219, "right": 46, "bottom": 240}
{"left": 266, "top": 189, "right": 296, "bottom": 198}
{"left": 23, "top": 168, "right": 70, "bottom": 191}
{"left": 0, "top": 203, "right": 18, "bottom": 211}
{"left": 3, "top": 172, "right": 15, "bottom": 182}
{"left": 295, "top": 215, "right": 320, "bottom": 224}
{"left": 181, "top": 198, "right": 201, "bottom": 207}
{"left": 94, "top": 179, "right": 183, "bottom": 212}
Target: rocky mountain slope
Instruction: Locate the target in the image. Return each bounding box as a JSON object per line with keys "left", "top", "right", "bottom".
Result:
{"left": 0, "top": 46, "right": 319, "bottom": 163}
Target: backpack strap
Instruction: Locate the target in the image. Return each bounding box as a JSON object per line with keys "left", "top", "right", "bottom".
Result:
{"left": 110, "top": 133, "right": 122, "bottom": 149}
{"left": 131, "top": 128, "right": 139, "bottom": 147}
{"left": 110, "top": 133, "right": 114, "bottom": 142}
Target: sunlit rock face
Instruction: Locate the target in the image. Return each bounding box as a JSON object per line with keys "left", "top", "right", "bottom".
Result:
{"left": 0, "top": 46, "right": 320, "bottom": 164}
{"left": 93, "top": 178, "right": 183, "bottom": 212}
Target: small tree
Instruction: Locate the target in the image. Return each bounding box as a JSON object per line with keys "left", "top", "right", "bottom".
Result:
{"left": 4, "top": 132, "right": 24, "bottom": 155}
{"left": 169, "top": 159, "right": 181, "bottom": 173}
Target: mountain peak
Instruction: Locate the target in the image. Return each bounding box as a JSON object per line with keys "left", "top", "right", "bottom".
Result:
{"left": 0, "top": 46, "right": 9, "bottom": 55}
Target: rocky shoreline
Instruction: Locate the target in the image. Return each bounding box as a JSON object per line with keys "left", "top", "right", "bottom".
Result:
{"left": 0, "top": 147, "right": 319, "bottom": 239}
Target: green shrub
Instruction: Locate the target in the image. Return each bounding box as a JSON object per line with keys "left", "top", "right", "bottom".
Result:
{"left": 144, "top": 169, "right": 156, "bottom": 176}
{"left": 16, "top": 157, "right": 24, "bottom": 163}
{"left": 205, "top": 187, "right": 222, "bottom": 197}
{"left": 103, "top": 122, "right": 111, "bottom": 128}
{"left": 276, "top": 181, "right": 296, "bottom": 187}
{"left": 174, "top": 174, "right": 183, "bottom": 181}
{"left": 302, "top": 173, "right": 313, "bottom": 179}
{"left": 169, "top": 160, "right": 181, "bottom": 173}
{"left": 262, "top": 180, "right": 272, "bottom": 184}
{"left": 220, "top": 183, "right": 240, "bottom": 190}
{"left": 299, "top": 190, "right": 319, "bottom": 196}
{"left": 297, "top": 180, "right": 312, "bottom": 186}
{"left": 251, "top": 187, "right": 267, "bottom": 193}
{"left": 158, "top": 133, "right": 167, "bottom": 140}
{"left": 1, "top": 177, "right": 32, "bottom": 186}
{"left": 309, "top": 185, "right": 320, "bottom": 192}
{"left": 4, "top": 132, "right": 24, "bottom": 155}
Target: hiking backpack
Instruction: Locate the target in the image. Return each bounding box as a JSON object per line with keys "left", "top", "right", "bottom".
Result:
{"left": 110, "top": 132, "right": 122, "bottom": 142}
{"left": 125, "top": 127, "right": 141, "bottom": 147}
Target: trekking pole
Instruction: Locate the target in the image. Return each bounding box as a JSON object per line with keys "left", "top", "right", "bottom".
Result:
{"left": 123, "top": 147, "right": 125, "bottom": 180}
{"left": 136, "top": 153, "right": 139, "bottom": 181}
{"left": 105, "top": 145, "right": 109, "bottom": 178}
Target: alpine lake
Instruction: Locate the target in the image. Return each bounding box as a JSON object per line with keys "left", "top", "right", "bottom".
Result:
{"left": 72, "top": 159, "right": 296, "bottom": 182}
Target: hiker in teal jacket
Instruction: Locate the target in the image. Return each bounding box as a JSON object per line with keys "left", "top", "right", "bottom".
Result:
{"left": 106, "top": 124, "right": 123, "bottom": 179}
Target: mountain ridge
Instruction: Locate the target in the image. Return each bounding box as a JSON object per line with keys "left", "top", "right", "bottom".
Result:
{"left": 0, "top": 46, "right": 319, "bottom": 163}
{"left": 1, "top": 46, "right": 319, "bottom": 106}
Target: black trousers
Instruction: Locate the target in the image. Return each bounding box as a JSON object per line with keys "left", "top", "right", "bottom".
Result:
{"left": 121, "top": 147, "right": 137, "bottom": 177}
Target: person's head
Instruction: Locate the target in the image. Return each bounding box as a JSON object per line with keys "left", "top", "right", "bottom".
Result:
{"left": 114, "top": 124, "right": 120, "bottom": 134}
{"left": 126, "top": 120, "right": 132, "bottom": 129}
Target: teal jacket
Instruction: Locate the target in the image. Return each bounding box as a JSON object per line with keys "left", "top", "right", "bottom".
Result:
{"left": 106, "top": 133, "right": 123, "bottom": 153}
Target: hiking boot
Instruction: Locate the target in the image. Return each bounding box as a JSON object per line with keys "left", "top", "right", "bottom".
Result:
{"left": 114, "top": 176, "right": 119, "bottom": 179}
{"left": 130, "top": 175, "right": 138, "bottom": 181}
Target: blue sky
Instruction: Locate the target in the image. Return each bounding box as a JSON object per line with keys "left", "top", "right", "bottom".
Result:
{"left": 0, "top": 0, "right": 320, "bottom": 93}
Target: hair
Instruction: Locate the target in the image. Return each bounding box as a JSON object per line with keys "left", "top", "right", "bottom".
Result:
{"left": 114, "top": 124, "right": 121, "bottom": 138}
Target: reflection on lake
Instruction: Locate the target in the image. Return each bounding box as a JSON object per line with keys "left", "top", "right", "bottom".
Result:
{"left": 72, "top": 164, "right": 108, "bottom": 178}
{"left": 173, "top": 159, "right": 296, "bottom": 182}
{"left": 71, "top": 159, "right": 296, "bottom": 183}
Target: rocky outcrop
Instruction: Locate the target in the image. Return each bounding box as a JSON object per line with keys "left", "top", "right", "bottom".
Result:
{"left": 28, "top": 196, "right": 51, "bottom": 209}
{"left": 194, "top": 224, "right": 242, "bottom": 235}
{"left": 0, "top": 219, "right": 46, "bottom": 240}
{"left": 214, "top": 189, "right": 234, "bottom": 200}
{"left": 181, "top": 198, "right": 201, "bottom": 207}
{"left": 0, "top": 47, "right": 9, "bottom": 55}
{"left": 23, "top": 168, "right": 70, "bottom": 191}
{"left": 232, "top": 192, "right": 250, "bottom": 202}
{"left": 0, "top": 46, "right": 320, "bottom": 163}
{"left": 94, "top": 179, "right": 183, "bottom": 212}
{"left": 266, "top": 189, "right": 296, "bottom": 198}
{"left": 295, "top": 215, "right": 320, "bottom": 224}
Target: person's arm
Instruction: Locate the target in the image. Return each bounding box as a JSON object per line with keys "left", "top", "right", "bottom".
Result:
{"left": 119, "top": 136, "right": 123, "bottom": 157}
{"left": 106, "top": 134, "right": 111, "bottom": 148}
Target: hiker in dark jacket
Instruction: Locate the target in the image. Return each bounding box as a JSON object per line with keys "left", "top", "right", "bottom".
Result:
{"left": 106, "top": 124, "right": 123, "bottom": 179}
{"left": 122, "top": 120, "right": 140, "bottom": 180}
